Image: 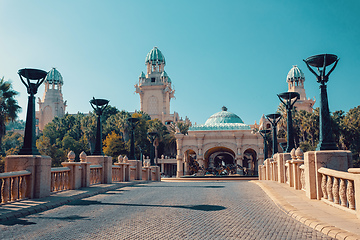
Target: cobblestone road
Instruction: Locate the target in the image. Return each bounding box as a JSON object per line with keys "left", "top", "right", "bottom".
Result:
{"left": 0, "top": 181, "right": 334, "bottom": 240}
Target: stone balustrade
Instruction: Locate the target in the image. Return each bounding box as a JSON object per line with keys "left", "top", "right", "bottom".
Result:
{"left": 1, "top": 170, "right": 31, "bottom": 203}
{"left": 3, "top": 151, "right": 161, "bottom": 203}
{"left": 90, "top": 165, "right": 103, "bottom": 185}
{"left": 318, "top": 167, "right": 359, "bottom": 216}
{"left": 51, "top": 167, "right": 70, "bottom": 192}
{"left": 258, "top": 148, "right": 360, "bottom": 218}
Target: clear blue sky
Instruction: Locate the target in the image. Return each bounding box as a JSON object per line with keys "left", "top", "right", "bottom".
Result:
{"left": 1, "top": 0, "right": 359, "bottom": 125}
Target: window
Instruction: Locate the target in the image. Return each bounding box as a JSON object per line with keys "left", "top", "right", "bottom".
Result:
{"left": 151, "top": 78, "right": 155, "bottom": 82}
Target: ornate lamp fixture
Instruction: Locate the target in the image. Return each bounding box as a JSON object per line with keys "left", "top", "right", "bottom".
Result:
{"left": 18, "top": 68, "right": 48, "bottom": 155}
{"left": 148, "top": 131, "right": 158, "bottom": 166}
{"left": 259, "top": 129, "right": 271, "bottom": 160}
{"left": 127, "top": 117, "right": 139, "bottom": 160}
{"left": 266, "top": 113, "right": 282, "bottom": 156}
{"left": 277, "top": 92, "right": 300, "bottom": 153}
{"left": 304, "top": 54, "right": 339, "bottom": 150}
{"left": 90, "top": 98, "right": 109, "bottom": 155}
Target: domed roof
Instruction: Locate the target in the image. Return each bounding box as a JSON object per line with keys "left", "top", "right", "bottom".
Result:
{"left": 189, "top": 106, "right": 250, "bottom": 131}
{"left": 145, "top": 47, "right": 165, "bottom": 64}
{"left": 287, "top": 65, "right": 304, "bottom": 82}
{"left": 205, "top": 106, "right": 244, "bottom": 125}
{"left": 45, "top": 68, "right": 63, "bottom": 84}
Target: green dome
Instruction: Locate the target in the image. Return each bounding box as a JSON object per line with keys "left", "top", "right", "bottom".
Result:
{"left": 145, "top": 47, "right": 165, "bottom": 64}
{"left": 190, "top": 107, "right": 250, "bottom": 131}
{"left": 205, "top": 106, "right": 244, "bottom": 125}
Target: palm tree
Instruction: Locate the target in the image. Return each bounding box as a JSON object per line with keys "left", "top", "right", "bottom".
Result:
{"left": 0, "top": 77, "right": 21, "bottom": 149}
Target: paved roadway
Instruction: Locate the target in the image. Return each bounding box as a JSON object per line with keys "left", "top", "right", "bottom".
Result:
{"left": 0, "top": 181, "right": 334, "bottom": 240}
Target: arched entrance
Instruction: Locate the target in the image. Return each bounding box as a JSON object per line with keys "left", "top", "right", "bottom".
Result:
{"left": 184, "top": 149, "right": 198, "bottom": 175}
{"left": 204, "top": 147, "right": 238, "bottom": 175}
{"left": 243, "top": 149, "right": 257, "bottom": 176}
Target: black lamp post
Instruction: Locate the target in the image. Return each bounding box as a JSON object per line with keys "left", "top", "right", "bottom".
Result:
{"left": 259, "top": 129, "right": 271, "bottom": 160}
{"left": 278, "top": 92, "right": 300, "bottom": 153}
{"left": 304, "top": 54, "right": 339, "bottom": 150}
{"left": 127, "top": 117, "right": 139, "bottom": 160}
{"left": 266, "top": 113, "right": 282, "bottom": 156}
{"left": 90, "top": 98, "right": 109, "bottom": 155}
{"left": 18, "top": 68, "right": 48, "bottom": 155}
{"left": 148, "top": 131, "right": 158, "bottom": 166}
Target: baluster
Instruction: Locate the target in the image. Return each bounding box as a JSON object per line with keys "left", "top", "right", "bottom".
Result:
{"left": 347, "top": 180, "right": 355, "bottom": 210}
{"left": 339, "top": 178, "right": 347, "bottom": 207}
{"left": 11, "top": 177, "right": 19, "bottom": 201}
{"left": 61, "top": 172, "right": 66, "bottom": 190}
{"left": 1, "top": 178, "right": 10, "bottom": 203}
{"left": 327, "top": 176, "right": 333, "bottom": 202}
{"left": 300, "top": 169, "right": 305, "bottom": 190}
{"left": 321, "top": 174, "right": 327, "bottom": 199}
{"left": 59, "top": 172, "right": 63, "bottom": 190}
{"left": 55, "top": 173, "right": 60, "bottom": 191}
{"left": 91, "top": 169, "right": 94, "bottom": 184}
{"left": 19, "top": 176, "right": 24, "bottom": 199}
{"left": 51, "top": 173, "right": 55, "bottom": 192}
{"left": 332, "top": 177, "right": 339, "bottom": 204}
{"left": 66, "top": 171, "right": 70, "bottom": 190}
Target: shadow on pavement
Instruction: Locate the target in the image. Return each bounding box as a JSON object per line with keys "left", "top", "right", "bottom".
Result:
{"left": 0, "top": 218, "right": 37, "bottom": 226}
{"left": 67, "top": 199, "right": 226, "bottom": 212}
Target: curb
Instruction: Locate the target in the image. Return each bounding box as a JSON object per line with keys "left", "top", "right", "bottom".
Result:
{"left": 0, "top": 180, "right": 149, "bottom": 222}
{"left": 253, "top": 181, "right": 360, "bottom": 240}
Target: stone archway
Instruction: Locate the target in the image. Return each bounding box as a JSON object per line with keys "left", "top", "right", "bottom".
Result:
{"left": 184, "top": 149, "right": 198, "bottom": 175}
{"left": 243, "top": 149, "right": 257, "bottom": 176}
{"left": 204, "top": 147, "right": 237, "bottom": 175}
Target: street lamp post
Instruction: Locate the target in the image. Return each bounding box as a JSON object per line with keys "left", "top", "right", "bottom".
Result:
{"left": 266, "top": 113, "right": 282, "bottom": 156}
{"left": 18, "top": 68, "right": 48, "bottom": 155}
{"left": 304, "top": 54, "right": 339, "bottom": 150}
{"left": 277, "top": 92, "right": 300, "bottom": 153}
{"left": 127, "top": 117, "right": 139, "bottom": 160}
{"left": 148, "top": 131, "right": 158, "bottom": 166}
{"left": 90, "top": 98, "right": 109, "bottom": 155}
{"left": 259, "top": 129, "right": 271, "bottom": 160}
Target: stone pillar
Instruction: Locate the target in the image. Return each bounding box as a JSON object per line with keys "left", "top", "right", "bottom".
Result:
{"left": 79, "top": 151, "right": 91, "bottom": 187}
{"left": 5, "top": 155, "right": 51, "bottom": 199}
{"left": 150, "top": 166, "right": 160, "bottom": 181}
{"left": 304, "top": 150, "right": 352, "bottom": 199}
{"left": 264, "top": 159, "right": 271, "bottom": 180}
{"left": 129, "top": 160, "right": 142, "bottom": 180}
{"left": 176, "top": 158, "right": 183, "bottom": 178}
{"left": 142, "top": 167, "right": 151, "bottom": 181}
{"left": 86, "top": 155, "right": 113, "bottom": 184}
{"left": 275, "top": 153, "right": 291, "bottom": 183}
{"left": 61, "top": 151, "right": 81, "bottom": 190}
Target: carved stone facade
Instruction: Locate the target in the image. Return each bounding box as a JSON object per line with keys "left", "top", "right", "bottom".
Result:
{"left": 175, "top": 107, "right": 263, "bottom": 177}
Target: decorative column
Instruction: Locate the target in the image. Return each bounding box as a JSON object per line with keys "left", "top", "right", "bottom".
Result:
{"left": 18, "top": 68, "right": 47, "bottom": 155}
{"left": 266, "top": 113, "right": 282, "bottom": 156}
{"left": 304, "top": 54, "right": 339, "bottom": 150}
{"left": 90, "top": 98, "right": 109, "bottom": 155}
{"left": 278, "top": 92, "right": 300, "bottom": 153}
{"left": 259, "top": 129, "right": 271, "bottom": 160}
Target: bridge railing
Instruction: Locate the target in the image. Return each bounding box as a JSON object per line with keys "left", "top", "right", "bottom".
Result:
{"left": 318, "top": 167, "right": 358, "bottom": 214}
{"left": 90, "top": 165, "right": 102, "bottom": 185}
{"left": 258, "top": 149, "right": 359, "bottom": 218}
{"left": 51, "top": 167, "right": 70, "bottom": 192}
{"left": 0, "top": 170, "right": 31, "bottom": 204}
{"left": 3, "top": 151, "right": 161, "bottom": 202}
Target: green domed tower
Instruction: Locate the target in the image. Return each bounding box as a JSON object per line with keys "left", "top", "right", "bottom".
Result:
{"left": 135, "top": 47, "right": 180, "bottom": 125}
